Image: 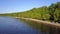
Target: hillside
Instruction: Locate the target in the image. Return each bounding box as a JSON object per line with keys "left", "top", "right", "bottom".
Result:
{"left": 0, "top": 2, "right": 60, "bottom": 23}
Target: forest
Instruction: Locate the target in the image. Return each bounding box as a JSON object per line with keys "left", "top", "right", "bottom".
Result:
{"left": 0, "top": 2, "right": 60, "bottom": 23}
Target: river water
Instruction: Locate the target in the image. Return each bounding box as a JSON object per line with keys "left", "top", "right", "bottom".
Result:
{"left": 0, "top": 17, "right": 41, "bottom": 34}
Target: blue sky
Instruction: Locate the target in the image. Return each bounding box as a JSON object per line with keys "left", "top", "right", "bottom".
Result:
{"left": 0, "top": 0, "right": 60, "bottom": 13}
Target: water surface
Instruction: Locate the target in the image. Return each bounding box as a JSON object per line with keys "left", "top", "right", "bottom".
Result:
{"left": 0, "top": 17, "right": 41, "bottom": 34}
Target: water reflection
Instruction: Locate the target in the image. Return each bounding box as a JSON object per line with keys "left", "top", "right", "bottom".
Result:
{"left": 0, "top": 17, "right": 41, "bottom": 34}
{"left": 22, "top": 19, "right": 60, "bottom": 34}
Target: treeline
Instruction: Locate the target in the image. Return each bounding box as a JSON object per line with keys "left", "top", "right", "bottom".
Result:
{"left": 0, "top": 2, "right": 60, "bottom": 23}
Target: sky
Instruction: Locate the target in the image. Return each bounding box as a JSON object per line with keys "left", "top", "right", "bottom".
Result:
{"left": 0, "top": 0, "right": 60, "bottom": 13}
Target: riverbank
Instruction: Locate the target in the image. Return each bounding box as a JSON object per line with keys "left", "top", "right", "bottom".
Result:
{"left": 18, "top": 18, "right": 60, "bottom": 28}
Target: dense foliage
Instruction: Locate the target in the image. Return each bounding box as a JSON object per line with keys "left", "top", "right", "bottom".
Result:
{"left": 0, "top": 2, "right": 60, "bottom": 23}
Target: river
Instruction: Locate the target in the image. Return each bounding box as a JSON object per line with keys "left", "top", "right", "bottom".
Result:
{"left": 0, "top": 17, "right": 41, "bottom": 34}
